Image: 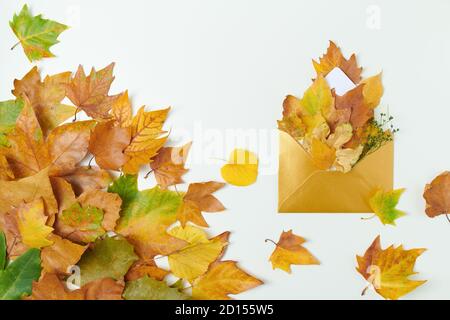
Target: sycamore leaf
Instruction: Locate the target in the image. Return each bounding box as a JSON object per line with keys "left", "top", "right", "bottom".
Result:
{"left": 0, "top": 248, "right": 41, "bottom": 300}
{"left": 12, "top": 67, "right": 76, "bottom": 135}
{"left": 192, "top": 261, "right": 263, "bottom": 300}
{"left": 369, "top": 188, "right": 406, "bottom": 226}
{"left": 61, "top": 166, "right": 112, "bottom": 195}
{"left": 0, "top": 168, "right": 57, "bottom": 216}
{"left": 0, "top": 155, "right": 14, "bottom": 181}
{"left": 310, "top": 138, "right": 335, "bottom": 170}
{"left": 0, "top": 99, "right": 24, "bottom": 147}
{"left": 56, "top": 190, "right": 121, "bottom": 243}
{"left": 41, "top": 234, "right": 87, "bottom": 275}
{"left": 312, "top": 41, "right": 362, "bottom": 83}
{"left": 1, "top": 97, "right": 50, "bottom": 178}
{"left": 123, "top": 107, "right": 169, "bottom": 174}
{"left": 277, "top": 95, "right": 306, "bottom": 140}
{"left": 423, "top": 171, "right": 450, "bottom": 218}
{"left": 27, "top": 273, "right": 124, "bottom": 300}
{"left": 47, "top": 120, "right": 96, "bottom": 175}
{"left": 88, "top": 120, "right": 131, "bottom": 170}
{"left": 150, "top": 142, "right": 192, "bottom": 189}
{"left": 9, "top": 5, "right": 68, "bottom": 62}
{"left": 111, "top": 175, "right": 187, "bottom": 259}
{"left": 362, "top": 73, "right": 384, "bottom": 109}
{"left": 356, "top": 236, "right": 426, "bottom": 300}
{"left": 167, "top": 226, "right": 227, "bottom": 281}
{"left": 77, "top": 236, "right": 138, "bottom": 286}
{"left": 16, "top": 199, "right": 53, "bottom": 249}
{"left": 268, "top": 230, "right": 319, "bottom": 273}
{"left": 221, "top": 149, "right": 258, "bottom": 187}
{"left": 27, "top": 273, "right": 82, "bottom": 300}
{"left": 177, "top": 181, "right": 225, "bottom": 227}
{"left": 66, "top": 63, "right": 118, "bottom": 120}
{"left": 123, "top": 276, "right": 189, "bottom": 300}
{"left": 125, "top": 259, "right": 169, "bottom": 282}
{"left": 111, "top": 91, "right": 133, "bottom": 128}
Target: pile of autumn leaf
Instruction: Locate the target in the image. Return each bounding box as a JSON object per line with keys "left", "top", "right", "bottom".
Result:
{"left": 278, "top": 41, "right": 390, "bottom": 172}
{"left": 0, "top": 64, "right": 262, "bottom": 300}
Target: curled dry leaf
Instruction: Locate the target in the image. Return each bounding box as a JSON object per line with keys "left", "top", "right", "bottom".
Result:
{"left": 150, "top": 142, "right": 192, "bottom": 189}
{"left": 125, "top": 259, "right": 169, "bottom": 282}
{"left": 268, "top": 230, "right": 319, "bottom": 274}
{"left": 61, "top": 166, "right": 112, "bottom": 196}
{"left": 177, "top": 181, "right": 225, "bottom": 227}
{"left": 356, "top": 236, "right": 426, "bottom": 300}
{"left": 221, "top": 149, "right": 258, "bottom": 186}
{"left": 423, "top": 171, "right": 449, "bottom": 218}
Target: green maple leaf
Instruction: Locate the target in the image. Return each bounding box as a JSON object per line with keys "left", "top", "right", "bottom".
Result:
{"left": 0, "top": 99, "right": 24, "bottom": 147}
{"left": 0, "top": 232, "right": 41, "bottom": 300}
{"left": 123, "top": 276, "right": 190, "bottom": 300}
{"left": 10, "top": 5, "right": 68, "bottom": 62}
{"left": 77, "top": 236, "right": 138, "bottom": 286}
{"left": 369, "top": 188, "right": 407, "bottom": 226}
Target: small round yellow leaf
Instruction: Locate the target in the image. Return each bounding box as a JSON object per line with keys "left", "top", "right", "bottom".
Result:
{"left": 220, "top": 149, "right": 258, "bottom": 187}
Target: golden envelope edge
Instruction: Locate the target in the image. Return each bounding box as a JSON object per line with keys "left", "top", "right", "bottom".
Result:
{"left": 278, "top": 131, "right": 394, "bottom": 213}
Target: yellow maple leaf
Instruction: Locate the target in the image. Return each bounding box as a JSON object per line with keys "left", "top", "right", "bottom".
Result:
{"left": 167, "top": 226, "right": 227, "bottom": 282}
{"left": 192, "top": 261, "right": 263, "bottom": 300}
{"left": 268, "top": 230, "right": 319, "bottom": 273}
{"left": 17, "top": 198, "right": 54, "bottom": 249}
{"left": 357, "top": 236, "right": 426, "bottom": 300}
{"left": 221, "top": 149, "right": 258, "bottom": 186}
{"left": 123, "top": 106, "right": 169, "bottom": 174}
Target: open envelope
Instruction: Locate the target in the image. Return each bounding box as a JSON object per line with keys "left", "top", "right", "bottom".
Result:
{"left": 278, "top": 131, "right": 393, "bottom": 213}
{"left": 278, "top": 67, "right": 393, "bottom": 213}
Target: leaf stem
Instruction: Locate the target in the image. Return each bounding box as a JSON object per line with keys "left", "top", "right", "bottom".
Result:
{"left": 73, "top": 108, "right": 80, "bottom": 122}
{"left": 88, "top": 156, "right": 94, "bottom": 169}
{"left": 10, "top": 41, "right": 20, "bottom": 50}
{"left": 361, "top": 284, "right": 370, "bottom": 296}
{"left": 265, "top": 239, "right": 277, "bottom": 246}
{"left": 361, "top": 214, "right": 376, "bottom": 221}
{"left": 144, "top": 169, "right": 154, "bottom": 179}
{"left": 446, "top": 213, "right": 450, "bottom": 224}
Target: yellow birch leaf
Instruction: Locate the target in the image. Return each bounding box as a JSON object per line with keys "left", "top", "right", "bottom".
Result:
{"left": 220, "top": 149, "right": 258, "bottom": 186}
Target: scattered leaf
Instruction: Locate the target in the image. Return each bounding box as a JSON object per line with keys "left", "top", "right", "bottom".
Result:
{"left": 356, "top": 236, "right": 426, "bottom": 300}
{"left": 221, "top": 149, "right": 258, "bottom": 186}
{"left": 268, "top": 230, "right": 319, "bottom": 273}
{"left": 423, "top": 171, "right": 450, "bottom": 218}
{"left": 369, "top": 188, "right": 406, "bottom": 226}
{"left": 10, "top": 5, "right": 68, "bottom": 62}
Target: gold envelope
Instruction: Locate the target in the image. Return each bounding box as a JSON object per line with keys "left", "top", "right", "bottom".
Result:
{"left": 278, "top": 131, "right": 394, "bottom": 213}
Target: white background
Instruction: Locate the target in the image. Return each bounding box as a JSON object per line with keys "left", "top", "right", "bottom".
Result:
{"left": 1, "top": 0, "right": 449, "bottom": 300}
